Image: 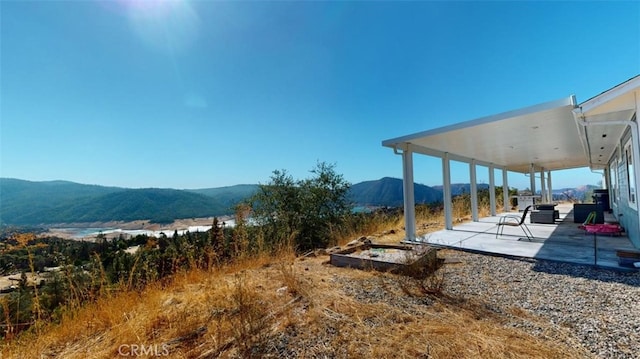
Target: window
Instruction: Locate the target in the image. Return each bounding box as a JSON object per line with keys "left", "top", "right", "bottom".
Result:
{"left": 625, "top": 140, "right": 635, "bottom": 204}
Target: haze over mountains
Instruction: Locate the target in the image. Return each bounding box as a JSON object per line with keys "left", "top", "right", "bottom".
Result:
{"left": 0, "top": 178, "right": 595, "bottom": 226}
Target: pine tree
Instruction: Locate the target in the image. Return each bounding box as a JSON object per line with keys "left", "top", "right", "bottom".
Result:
{"left": 209, "top": 217, "right": 226, "bottom": 260}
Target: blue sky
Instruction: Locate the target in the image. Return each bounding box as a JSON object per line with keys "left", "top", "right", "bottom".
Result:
{"left": 1, "top": 1, "right": 639, "bottom": 190}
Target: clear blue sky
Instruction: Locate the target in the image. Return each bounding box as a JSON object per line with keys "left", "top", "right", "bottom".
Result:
{"left": 1, "top": 1, "right": 639, "bottom": 190}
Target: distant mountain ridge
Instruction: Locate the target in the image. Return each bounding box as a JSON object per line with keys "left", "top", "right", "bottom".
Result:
{"left": 431, "top": 183, "right": 490, "bottom": 195}
{"left": 348, "top": 177, "right": 441, "bottom": 207}
{"left": 551, "top": 185, "right": 599, "bottom": 201}
{"left": 0, "top": 178, "right": 595, "bottom": 226}
{"left": 2, "top": 177, "right": 442, "bottom": 225}
{"left": 0, "top": 178, "right": 257, "bottom": 225}
{"left": 188, "top": 185, "right": 259, "bottom": 209}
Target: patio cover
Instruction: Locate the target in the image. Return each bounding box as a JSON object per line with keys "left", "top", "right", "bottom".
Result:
{"left": 382, "top": 96, "right": 588, "bottom": 173}
{"left": 381, "top": 75, "right": 640, "bottom": 243}
{"left": 573, "top": 75, "right": 640, "bottom": 170}
{"left": 382, "top": 75, "right": 640, "bottom": 174}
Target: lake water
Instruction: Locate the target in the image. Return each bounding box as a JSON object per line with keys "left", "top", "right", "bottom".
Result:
{"left": 55, "top": 221, "right": 236, "bottom": 239}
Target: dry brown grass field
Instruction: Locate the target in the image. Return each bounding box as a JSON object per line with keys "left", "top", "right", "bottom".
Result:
{"left": 1, "top": 200, "right": 593, "bottom": 358}
{"left": 2, "top": 251, "right": 589, "bottom": 358}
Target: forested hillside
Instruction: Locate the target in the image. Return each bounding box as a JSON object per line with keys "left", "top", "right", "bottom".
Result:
{"left": 1, "top": 178, "right": 595, "bottom": 225}
{"left": 348, "top": 177, "right": 442, "bottom": 206}
{"left": 0, "top": 179, "right": 239, "bottom": 225}
{"left": 188, "top": 184, "right": 259, "bottom": 209}
{"left": 431, "top": 183, "right": 490, "bottom": 195}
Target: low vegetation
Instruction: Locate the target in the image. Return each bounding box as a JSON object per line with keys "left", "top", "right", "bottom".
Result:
{"left": 0, "top": 164, "right": 586, "bottom": 358}
{"left": 0, "top": 228, "right": 588, "bottom": 358}
{"left": 249, "top": 162, "right": 352, "bottom": 251}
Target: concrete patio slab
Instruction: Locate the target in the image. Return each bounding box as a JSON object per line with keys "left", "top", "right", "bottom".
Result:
{"left": 410, "top": 203, "right": 638, "bottom": 271}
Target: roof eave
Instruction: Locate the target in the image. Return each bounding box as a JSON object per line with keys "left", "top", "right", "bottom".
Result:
{"left": 579, "top": 75, "right": 640, "bottom": 114}
{"left": 382, "top": 95, "right": 577, "bottom": 148}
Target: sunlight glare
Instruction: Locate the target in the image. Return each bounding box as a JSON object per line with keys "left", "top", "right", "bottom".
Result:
{"left": 123, "top": 0, "right": 200, "bottom": 54}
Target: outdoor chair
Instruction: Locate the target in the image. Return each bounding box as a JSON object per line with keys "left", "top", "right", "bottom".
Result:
{"left": 496, "top": 205, "right": 534, "bottom": 241}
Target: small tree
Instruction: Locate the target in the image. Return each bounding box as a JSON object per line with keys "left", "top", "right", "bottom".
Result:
{"left": 231, "top": 203, "right": 251, "bottom": 257}
{"left": 297, "top": 162, "right": 352, "bottom": 249}
{"left": 209, "top": 218, "right": 226, "bottom": 261}
{"left": 250, "top": 169, "right": 301, "bottom": 247}
{"left": 250, "top": 162, "right": 352, "bottom": 251}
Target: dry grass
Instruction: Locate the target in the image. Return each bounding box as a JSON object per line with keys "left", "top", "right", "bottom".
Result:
{"left": 1, "top": 203, "right": 591, "bottom": 358}
{"left": 2, "top": 243, "right": 592, "bottom": 359}
{"left": 335, "top": 205, "right": 445, "bottom": 247}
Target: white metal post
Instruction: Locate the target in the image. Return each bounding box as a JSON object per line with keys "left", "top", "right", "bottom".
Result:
{"left": 630, "top": 122, "right": 640, "bottom": 212}
{"left": 443, "top": 153, "right": 453, "bottom": 230}
{"left": 470, "top": 160, "right": 478, "bottom": 222}
{"left": 502, "top": 168, "right": 509, "bottom": 212}
{"left": 547, "top": 171, "right": 553, "bottom": 203}
{"left": 529, "top": 163, "right": 536, "bottom": 196}
{"left": 402, "top": 147, "right": 416, "bottom": 242}
{"left": 489, "top": 165, "right": 496, "bottom": 216}
{"left": 540, "top": 168, "right": 547, "bottom": 203}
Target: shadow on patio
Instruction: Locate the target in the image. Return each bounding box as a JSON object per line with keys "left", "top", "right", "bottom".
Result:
{"left": 414, "top": 203, "right": 638, "bottom": 274}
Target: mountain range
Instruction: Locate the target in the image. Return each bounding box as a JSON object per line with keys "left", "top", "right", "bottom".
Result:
{"left": 0, "top": 177, "right": 593, "bottom": 226}
{"left": 348, "top": 177, "right": 442, "bottom": 207}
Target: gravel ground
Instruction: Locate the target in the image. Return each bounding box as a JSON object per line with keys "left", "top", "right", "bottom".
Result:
{"left": 436, "top": 249, "right": 640, "bottom": 358}
{"left": 328, "top": 248, "right": 640, "bottom": 358}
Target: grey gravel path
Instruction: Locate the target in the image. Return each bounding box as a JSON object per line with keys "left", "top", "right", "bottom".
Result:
{"left": 440, "top": 250, "right": 640, "bottom": 358}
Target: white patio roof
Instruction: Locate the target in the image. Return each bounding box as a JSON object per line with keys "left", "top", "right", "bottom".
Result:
{"left": 383, "top": 75, "right": 640, "bottom": 243}
{"left": 573, "top": 75, "right": 640, "bottom": 169}
{"left": 382, "top": 96, "right": 588, "bottom": 173}
{"left": 383, "top": 75, "right": 640, "bottom": 174}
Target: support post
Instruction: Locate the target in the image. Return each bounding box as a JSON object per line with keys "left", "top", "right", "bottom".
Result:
{"left": 443, "top": 153, "right": 453, "bottom": 230}
{"left": 547, "top": 171, "right": 553, "bottom": 203}
{"left": 402, "top": 147, "right": 416, "bottom": 242}
{"left": 529, "top": 163, "right": 536, "bottom": 196}
{"left": 540, "top": 168, "right": 547, "bottom": 203}
{"left": 489, "top": 165, "right": 496, "bottom": 216}
{"left": 470, "top": 160, "right": 478, "bottom": 222}
{"left": 502, "top": 168, "right": 510, "bottom": 212}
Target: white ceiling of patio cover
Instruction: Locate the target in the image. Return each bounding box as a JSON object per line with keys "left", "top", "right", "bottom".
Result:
{"left": 382, "top": 96, "right": 589, "bottom": 173}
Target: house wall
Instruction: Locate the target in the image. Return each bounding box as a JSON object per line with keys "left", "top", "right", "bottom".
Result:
{"left": 612, "top": 128, "right": 640, "bottom": 248}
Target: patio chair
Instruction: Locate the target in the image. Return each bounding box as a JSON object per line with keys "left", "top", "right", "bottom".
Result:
{"left": 496, "top": 205, "right": 534, "bottom": 241}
